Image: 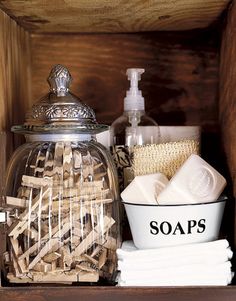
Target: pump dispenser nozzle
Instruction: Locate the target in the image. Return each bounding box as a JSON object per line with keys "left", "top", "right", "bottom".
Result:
{"left": 124, "top": 68, "right": 145, "bottom": 111}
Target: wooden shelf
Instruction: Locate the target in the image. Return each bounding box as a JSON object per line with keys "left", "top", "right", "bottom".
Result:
{"left": 1, "top": 286, "right": 236, "bottom": 301}
{"left": 0, "top": 0, "right": 231, "bottom": 33}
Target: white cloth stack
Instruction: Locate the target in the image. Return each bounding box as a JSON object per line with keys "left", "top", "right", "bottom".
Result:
{"left": 116, "top": 240, "right": 234, "bottom": 286}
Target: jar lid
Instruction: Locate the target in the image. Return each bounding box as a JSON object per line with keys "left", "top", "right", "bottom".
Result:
{"left": 12, "top": 65, "right": 108, "bottom": 135}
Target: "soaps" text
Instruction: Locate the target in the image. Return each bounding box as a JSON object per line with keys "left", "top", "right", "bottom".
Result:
{"left": 150, "top": 219, "right": 206, "bottom": 235}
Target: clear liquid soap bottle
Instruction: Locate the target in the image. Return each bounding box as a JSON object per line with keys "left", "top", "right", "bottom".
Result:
{"left": 110, "top": 68, "right": 160, "bottom": 190}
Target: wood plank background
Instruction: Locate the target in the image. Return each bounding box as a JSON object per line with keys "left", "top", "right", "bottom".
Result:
{"left": 219, "top": 0, "right": 236, "bottom": 245}
{"left": 220, "top": 0, "right": 236, "bottom": 195}
{"left": 0, "top": 9, "right": 31, "bottom": 166}
{"left": 0, "top": 0, "right": 230, "bottom": 33}
{"left": 0, "top": 9, "right": 31, "bottom": 272}
{"left": 30, "top": 30, "right": 220, "bottom": 129}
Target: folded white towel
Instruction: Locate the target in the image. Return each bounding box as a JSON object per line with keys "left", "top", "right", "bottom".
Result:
{"left": 118, "top": 263, "right": 234, "bottom": 286}
{"left": 120, "top": 261, "right": 232, "bottom": 281}
{"left": 116, "top": 239, "right": 234, "bottom": 286}
{"left": 117, "top": 240, "right": 230, "bottom": 261}
{"left": 118, "top": 249, "right": 233, "bottom": 271}
{"left": 118, "top": 272, "right": 234, "bottom": 286}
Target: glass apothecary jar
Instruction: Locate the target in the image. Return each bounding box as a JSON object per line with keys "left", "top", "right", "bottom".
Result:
{"left": 1, "top": 65, "right": 120, "bottom": 284}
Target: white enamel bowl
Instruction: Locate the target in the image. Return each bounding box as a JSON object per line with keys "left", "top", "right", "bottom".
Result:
{"left": 123, "top": 196, "right": 227, "bottom": 249}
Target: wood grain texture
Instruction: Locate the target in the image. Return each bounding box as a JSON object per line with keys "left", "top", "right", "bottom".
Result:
{"left": 0, "top": 9, "right": 31, "bottom": 158}
{"left": 0, "top": 10, "right": 31, "bottom": 271}
{"left": 219, "top": 1, "right": 236, "bottom": 246}
{"left": 30, "top": 31, "right": 219, "bottom": 128}
{"left": 0, "top": 286, "right": 236, "bottom": 301}
{"left": 220, "top": 1, "right": 236, "bottom": 196}
{"left": 0, "top": 0, "right": 230, "bottom": 33}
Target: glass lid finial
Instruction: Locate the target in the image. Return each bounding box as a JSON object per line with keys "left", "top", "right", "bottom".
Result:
{"left": 12, "top": 65, "right": 108, "bottom": 135}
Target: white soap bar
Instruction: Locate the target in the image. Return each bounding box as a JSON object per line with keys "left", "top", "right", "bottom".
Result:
{"left": 156, "top": 154, "right": 226, "bottom": 205}
{"left": 0, "top": 212, "right": 6, "bottom": 223}
{"left": 121, "top": 173, "right": 169, "bottom": 205}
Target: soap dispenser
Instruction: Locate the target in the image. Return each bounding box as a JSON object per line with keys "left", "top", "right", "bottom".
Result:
{"left": 110, "top": 68, "right": 160, "bottom": 190}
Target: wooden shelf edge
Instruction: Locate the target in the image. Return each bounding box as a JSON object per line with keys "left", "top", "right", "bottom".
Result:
{"left": 0, "top": 285, "right": 236, "bottom": 301}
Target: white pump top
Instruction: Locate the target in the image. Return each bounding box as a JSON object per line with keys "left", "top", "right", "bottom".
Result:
{"left": 124, "top": 68, "right": 145, "bottom": 111}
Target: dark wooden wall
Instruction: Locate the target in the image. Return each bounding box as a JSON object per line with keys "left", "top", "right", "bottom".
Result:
{"left": 0, "top": 9, "right": 31, "bottom": 181}
{"left": 220, "top": 0, "right": 236, "bottom": 245}
{"left": 220, "top": 1, "right": 236, "bottom": 196}
{"left": 30, "top": 30, "right": 220, "bottom": 129}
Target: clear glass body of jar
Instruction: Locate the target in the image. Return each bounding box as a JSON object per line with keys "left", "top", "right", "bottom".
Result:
{"left": 3, "top": 133, "right": 120, "bottom": 285}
